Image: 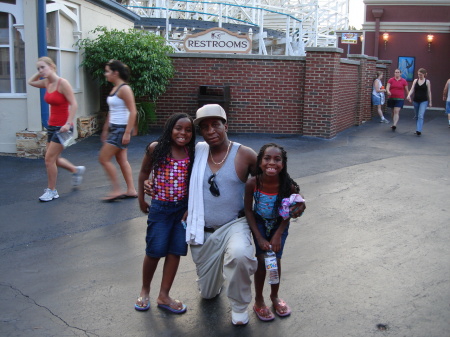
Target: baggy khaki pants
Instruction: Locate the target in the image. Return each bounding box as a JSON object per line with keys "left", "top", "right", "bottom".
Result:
{"left": 190, "top": 217, "right": 258, "bottom": 313}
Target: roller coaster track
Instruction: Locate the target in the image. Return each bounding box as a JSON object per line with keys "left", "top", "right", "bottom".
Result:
{"left": 120, "top": 0, "right": 349, "bottom": 56}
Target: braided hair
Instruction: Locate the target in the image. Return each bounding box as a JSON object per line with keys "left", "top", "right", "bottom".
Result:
{"left": 146, "top": 113, "right": 196, "bottom": 179}
{"left": 254, "top": 143, "right": 300, "bottom": 218}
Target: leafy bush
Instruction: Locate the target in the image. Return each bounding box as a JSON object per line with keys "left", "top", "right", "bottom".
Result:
{"left": 76, "top": 26, "right": 175, "bottom": 101}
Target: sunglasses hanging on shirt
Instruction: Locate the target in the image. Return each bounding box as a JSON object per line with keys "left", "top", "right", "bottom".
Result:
{"left": 208, "top": 173, "right": 220, "bottom": 197}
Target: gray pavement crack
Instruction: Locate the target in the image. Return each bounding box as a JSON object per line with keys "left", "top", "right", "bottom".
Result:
{"left": 2, "top": 283, "right": 100, "bottom": 337}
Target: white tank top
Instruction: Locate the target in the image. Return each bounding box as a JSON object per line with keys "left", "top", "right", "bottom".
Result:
{"left": 106, "top": 84, "right": 130, "bottom": 125}
{"left": 372, "top": 79, "right": 382, "bottom": 96}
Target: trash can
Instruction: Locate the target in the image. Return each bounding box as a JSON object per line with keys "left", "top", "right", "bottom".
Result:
{"left": 198, "top": 85, "right": 230, "bottom": 111}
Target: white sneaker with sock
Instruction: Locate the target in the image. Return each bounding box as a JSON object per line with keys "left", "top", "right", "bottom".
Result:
{"left": 39, "top": 188, "right": 59, "bottom": 202}
{"left": 72, "top": 166, "right": 86, "bottom": 186}
{"left": 232, "top": 310, "right": 249, "bottom": 326}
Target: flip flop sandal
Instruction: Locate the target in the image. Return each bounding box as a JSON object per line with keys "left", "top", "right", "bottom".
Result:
{"left": 135, "top": 297, "right": 150, "bottom": 311}
{"left": 253, "top": 305, "right": 275, "bottom": 321}
{"left": 102, "top": 194, "right": 123, "bottom": 202}
{"left": 120, "top": 194, "right": 138, "bottom": 199}
{"left": 273, "top": 299, "right": 291, "bottom": 317}
{"left": 157, "top": 300, "right": 187, "bottom": 314}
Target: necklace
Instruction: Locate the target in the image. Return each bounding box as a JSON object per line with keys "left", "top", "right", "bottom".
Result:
{"left": 210, "top": 141, "right": 232, "bottom": 165}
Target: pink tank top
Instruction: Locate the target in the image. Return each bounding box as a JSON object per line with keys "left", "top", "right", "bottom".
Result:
{"left": 153, "top": 153, "right": 190, "bottom": 202}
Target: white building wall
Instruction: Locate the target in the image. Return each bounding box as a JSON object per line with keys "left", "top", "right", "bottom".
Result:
{"left": 0, "top": 0, "right": 39, "bottom": 154}
{"left": 0, "top": 0, "right": 136, "bottom": 154}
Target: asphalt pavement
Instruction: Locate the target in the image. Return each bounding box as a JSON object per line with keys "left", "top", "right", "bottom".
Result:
{"left": 0, "top": 108, "right": 449, "bottom": 337}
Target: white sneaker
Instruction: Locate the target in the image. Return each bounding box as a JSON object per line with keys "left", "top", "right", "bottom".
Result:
{"left": 231, "top": 310, "right": 249, "bottom": 326}
{"left": 72, "top": 166, "right": 86, "bottom": 186}
{"left": 382, "top": 118, "right": 390, "bottom": 123}
{"left": 39, "top": 188, "right": 59, "bottom": 202}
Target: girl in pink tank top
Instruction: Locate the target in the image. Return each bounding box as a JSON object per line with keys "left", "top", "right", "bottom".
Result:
{"left": 134, "top": 113, "right": 195, "bottom": 313}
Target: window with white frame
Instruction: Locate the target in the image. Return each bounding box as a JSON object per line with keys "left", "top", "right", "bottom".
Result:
{"left": 46, "top": 2, "right": 80, "bottom": 91}
{"left": 0, "top": 11, "right": 25, "bottom": 93}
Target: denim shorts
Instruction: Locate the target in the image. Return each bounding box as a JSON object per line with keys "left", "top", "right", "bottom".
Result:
{"left": 387, "top": 99, "right": 404, "bottom": 108}
{"left": 106, "top": 123, "right": 128, "bottom": 149}
{"left": 252, "top": 213, "right": 289, "bottom": 259}
{"left": 46, "top": 125, "right": 73, "bottom": 144}
{"left": 145, "top": 198, "right": 188, "bottom": 258}
{"left": 446, "top": 101, "right": 450, "bottom": 114}
{"left": 372, "top": 94, "right": 382, "bottom": 106}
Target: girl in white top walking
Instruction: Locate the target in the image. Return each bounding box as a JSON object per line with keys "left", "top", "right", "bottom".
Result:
{"left": 372, "top": 71, "right": 389, "bottom": 123}
{"left": 99, "top": 60, "right": 137, "bottom": 201}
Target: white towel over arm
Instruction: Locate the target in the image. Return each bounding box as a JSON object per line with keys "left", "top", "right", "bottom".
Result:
{"left": 186, "top": 142, "right": 209, "bottom": 245}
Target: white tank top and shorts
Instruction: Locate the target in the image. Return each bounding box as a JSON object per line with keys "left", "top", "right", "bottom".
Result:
{"left": 106, "top": 84, "right": 131, "bottom": 149}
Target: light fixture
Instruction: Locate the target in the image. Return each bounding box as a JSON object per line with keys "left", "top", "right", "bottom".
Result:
{"left": 427, "top": 34, "right": 434, "bottom": 52}
{"left": 382, "top": 33, "right": 389, "bottom": 50}
{"left": 359, "top": 35, "right": 364, "bottom": 42}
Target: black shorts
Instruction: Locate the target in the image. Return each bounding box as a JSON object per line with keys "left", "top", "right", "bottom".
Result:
{"left": 46, "top": 125, "right": 73, "bottom": 144}
{"left": 387, "top": 99, "right": 404, "bottom": 109}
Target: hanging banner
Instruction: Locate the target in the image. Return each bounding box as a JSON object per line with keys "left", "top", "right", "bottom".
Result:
{"left": 184, "top": 27, "right": 252, "bottom": 54}
{"left": 341, "top": 32, "right": 358, "bottom": 44}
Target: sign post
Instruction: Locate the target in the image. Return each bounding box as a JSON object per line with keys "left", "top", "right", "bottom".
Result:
{"left": 341, "top": 32, "right": 358, "bottom": 55}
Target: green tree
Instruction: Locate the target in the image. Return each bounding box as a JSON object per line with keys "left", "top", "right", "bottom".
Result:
{"left": 76, "top": 26, "right": 175, "bottom": 134}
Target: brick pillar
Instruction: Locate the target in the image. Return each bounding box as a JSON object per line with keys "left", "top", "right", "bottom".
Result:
{"left": 303, "top": 47, "right": 342, "bottom": 138}
{"left": 348, "top": 54, "right": 378, "bottom": 124}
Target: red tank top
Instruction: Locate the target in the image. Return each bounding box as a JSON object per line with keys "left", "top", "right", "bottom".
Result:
{"left": 44, "top": 79, "right": 69, "bottom": 126}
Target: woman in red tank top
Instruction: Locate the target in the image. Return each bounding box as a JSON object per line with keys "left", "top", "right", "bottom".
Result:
{"left": 28, "top": 57, "right": 85, "bottom": 202}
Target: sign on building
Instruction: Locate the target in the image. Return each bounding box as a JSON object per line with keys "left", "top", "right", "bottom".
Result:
{"left": 183, "top": 27, "right": 252, "bottom": 54}
{"left": 341, "top": 32, "right": 358, "bottom": 44}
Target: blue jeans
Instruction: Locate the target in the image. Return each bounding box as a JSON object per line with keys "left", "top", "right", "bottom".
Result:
{"left": 413, "top": 101, "right": 428, "bottom": 132}
{"left": 145, "top": 198, "right": 188, "bottom": 257}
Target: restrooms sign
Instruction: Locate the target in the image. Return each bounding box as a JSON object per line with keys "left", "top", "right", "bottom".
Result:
{"left": 183, "top": 27, "right": 252, "bottom": 54}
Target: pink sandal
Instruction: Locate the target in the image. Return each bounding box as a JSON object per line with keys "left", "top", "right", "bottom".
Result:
{"left": 273, "top": 299, "right": 291, "bottom": 317}
{"left": 253, "top": 305, "right": 275, "bottom": 321}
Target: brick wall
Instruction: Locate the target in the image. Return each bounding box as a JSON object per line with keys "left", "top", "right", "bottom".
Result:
{"left": 336, "top": 61, "right": 360, "bottom": 133}
{"left": 302, "top": 49, "right": 341, "bottom": 138}
{"left": 150, "top": 49, "right": 389, "bottom": 138}
{"left": 348, "top": 54, "right": 379, "bottom": 124}
{"left": 156, "top": 55, "right": 305, "bottom": 134}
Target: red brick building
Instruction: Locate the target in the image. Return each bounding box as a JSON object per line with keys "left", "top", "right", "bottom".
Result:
{"left": 361, "top": 0, "right": 450, "bottom": 109}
